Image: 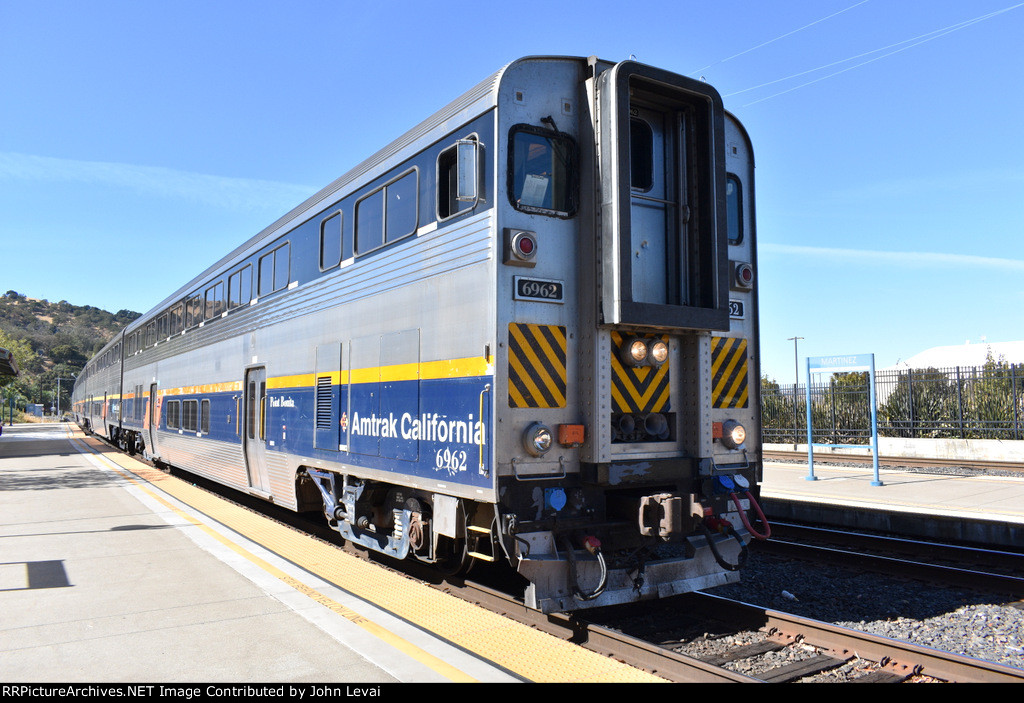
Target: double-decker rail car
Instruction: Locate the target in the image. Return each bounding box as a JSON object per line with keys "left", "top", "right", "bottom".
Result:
{"left": 72, "top": 56, "right": 767, "bottom": 612}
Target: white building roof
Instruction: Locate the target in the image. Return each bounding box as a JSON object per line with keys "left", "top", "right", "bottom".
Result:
{"left": 889, "top": 341, "right": 1024, "bottom": 370}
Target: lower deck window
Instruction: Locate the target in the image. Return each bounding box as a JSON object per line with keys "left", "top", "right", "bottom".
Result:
{"left": 166, "top": 400, "right": 181, "bottom": 430}
{"left": 182, "top": 400, "right": 198, "bottom": 432}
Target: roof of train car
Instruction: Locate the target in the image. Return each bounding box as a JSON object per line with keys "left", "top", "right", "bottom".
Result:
{"left": 110, "top": 55, "right": 741, "bottom": 337}
{"left": 122, "top": 59, "right": 528, "bottom": 333}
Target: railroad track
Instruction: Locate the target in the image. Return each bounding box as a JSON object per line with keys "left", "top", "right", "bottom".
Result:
{"left": 89, "top": 432, "right": 1024, "bottom": 682}
{"left": 453, "top": 585, "right": 1024, "bottom": 683}
{"left": 759, "top": 522, "right": 1024, "bottom": 596}
{"left": 763, "top": 449, "right": 1024, "bottom": 474}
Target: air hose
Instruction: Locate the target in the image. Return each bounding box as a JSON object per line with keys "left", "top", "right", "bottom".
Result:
{"left": 563, "top": 536, "right": 607, "bottom": 601}
{"left": 730, "top": 490, "right": 771, "bottom": 540}
{"left": 700, "top": 519, "right": 749, "bottom": 572}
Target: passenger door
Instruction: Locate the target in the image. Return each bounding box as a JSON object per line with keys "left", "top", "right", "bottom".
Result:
{"left": 243, "top": 367, "right": 271, "bottom": 496}
{"left": 144, "top": 383, "right": 158, "bottom": 457}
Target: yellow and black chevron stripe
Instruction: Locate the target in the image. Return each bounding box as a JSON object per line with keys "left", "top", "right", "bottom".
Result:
{"left": 508, "top": 323, "right": 567, "bottom": 408}
{"left": 712, "top": 336, "right": 749, "bottom": 408}
{"left": 610, "top": 332, "right": 671, "bottom": 413}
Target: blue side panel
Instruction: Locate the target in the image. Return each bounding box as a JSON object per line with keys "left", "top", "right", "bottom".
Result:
{"left": 156, "top": 375, "right": 494, "bottom": 491}
{"left": 272, "top": 375, "right": 493, "bottom": 490}
{"left": 380, "top": 377, "right": 418, "bottom": 462}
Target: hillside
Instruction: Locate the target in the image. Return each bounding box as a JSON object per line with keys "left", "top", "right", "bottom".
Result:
{"left": 0, "top": 290, "right": 140, "bottom": 414}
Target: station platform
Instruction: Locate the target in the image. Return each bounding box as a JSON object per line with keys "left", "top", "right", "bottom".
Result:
{"left": 0, "top": 423, "right": 664, "bottom": 684}
{"left": 760, "top": 460, "right": 1024, "bottom": 549}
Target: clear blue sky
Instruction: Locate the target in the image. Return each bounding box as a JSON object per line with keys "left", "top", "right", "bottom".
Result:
{"left": 1, "top": 0, "right": 1022, "bottom": 383}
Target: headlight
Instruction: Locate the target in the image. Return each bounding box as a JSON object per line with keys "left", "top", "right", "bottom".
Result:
{"left": 621, "top": 337, "right": 648, "bottom": 366}
{"left": 649, "top": 339, "right": 669, "bottom": 366}
{"left": 721, "top": 420, "right": 746, "bottom": 449}
{"left": 523, "top": 422, "right": 553, "bottom": 456}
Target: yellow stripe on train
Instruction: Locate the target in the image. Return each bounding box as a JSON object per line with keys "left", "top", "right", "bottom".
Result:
{"left": 508, "top": 323, "right": 567, "bottom": 408}
{"left": 711, "top": 336, "right": 749, "bottom": 409}
{"left": 610, "top": 332, "right": 670, "bottom": 414}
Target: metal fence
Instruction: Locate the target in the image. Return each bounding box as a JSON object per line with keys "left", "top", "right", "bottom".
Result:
{"left": 762, "top": 363, "right": 1024, "bottom": 444}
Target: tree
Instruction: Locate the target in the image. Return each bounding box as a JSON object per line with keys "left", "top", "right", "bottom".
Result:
{"left": 878, "top": 367, "right": 958, "bottom": 438}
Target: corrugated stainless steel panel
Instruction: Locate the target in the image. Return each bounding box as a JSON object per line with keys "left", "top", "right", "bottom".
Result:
{"left": 129, "top": 211, "right": 493, "bottom": 374}
{"left": 140, "top": 71, "right": 504, "bottom": 318}
{"left": 154, "top": 431, "right": 248, "bottom": 489}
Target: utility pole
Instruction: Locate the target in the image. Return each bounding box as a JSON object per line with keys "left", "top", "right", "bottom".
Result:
{"left": 788, "top": 337, "right": 803, "bottom": 449}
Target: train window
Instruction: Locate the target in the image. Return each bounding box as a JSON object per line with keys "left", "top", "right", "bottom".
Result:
{"left": 185, "top": 294, "right": 202, "bottom": 328}
{"left": 146, "top": 321, "right": 156, "bottom": 347}
{"left": 259, "top": 253, "right": 274, "bottom": 296}
{"left": 274, "top": 243, "right": 290, "bottom": 290}
{"left": 158, "top": 313, "right": 169, "bottom": 340}
{"left": 726, "top": 174, "right": 743, "bottom": 245}
{"left": 355, "top": 189, "right": 384, "bottom": 254}
{"left": 630, "top": 118, "right": 653, "bottom": 191}
{"left": 355, "top": 169, "right": 419, "bottom": 255}
{"left": 508, "top": 125, "right": 577, "bottom": 216}
{"left": 182, "top": 400, "right": 198, "bottom": 432}
{"left": 258, "top": 243, "right": 290, "bottom": 297}
{"left": 166, "top": 400, "right": 180, "bottom": 430}
{"left": 385, "top": 171, "right": 418, "bottom": 242}
{"left": 200, "top": 399, "right": 210, "bottom": 434}
{"left": 170, "top": 303, "right": 183, "bottom": 335}
{"left": 320, "top": 211, "right": 343, "bottom": 270}
{"left": 247, "top": 381, "right": 256, "bottom": 440}
{"left": 205, "top": 282, "right": 224, "bottom": 320}
{"left": 228, "top": 265, "right": 252, "bottom": 309}
{"left": 437, "top": 138, "right": 479, "bottom": 221}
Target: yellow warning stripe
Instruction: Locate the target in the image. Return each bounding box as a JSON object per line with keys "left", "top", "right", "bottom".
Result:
{"left": 508, "top": 323, "right": 567, "bottom": 408}
{"left": 712, "top": 336, "right": 749, "bottom": 408}
{"left": 610, "top": 332, "right": 670, "bottom": 413}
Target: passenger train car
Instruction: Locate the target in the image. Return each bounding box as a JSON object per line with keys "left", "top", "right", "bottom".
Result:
{"left": 73, "top": 56, "right": 766, "bottom": 612}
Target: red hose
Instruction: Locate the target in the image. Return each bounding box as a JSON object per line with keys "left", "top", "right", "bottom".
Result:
{"left": 730, "top": 491, "right": 771, "bottom": 540}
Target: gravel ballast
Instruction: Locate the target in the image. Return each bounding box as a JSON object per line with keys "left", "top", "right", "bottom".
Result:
{"left": 702, "top": 549, "right": 1024, "bottom": 676}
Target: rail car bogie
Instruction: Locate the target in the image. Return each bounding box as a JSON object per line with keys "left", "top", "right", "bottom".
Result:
{"left": 73, "top": 55, "right": 766, "bottom": 613}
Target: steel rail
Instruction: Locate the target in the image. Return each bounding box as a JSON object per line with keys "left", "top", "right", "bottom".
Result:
{"left": 763, "top": 449, "right": 1024, "bottom": 474}
{"left": 761, "top": 539, "right": 1024, "bottom": 595}
{"left": 767, "top": 520, "right": 1024, "bottom": 566}
{"left": 455, "top": 581, "right": 760, "bottom": 682}
{"left": 690, "top": 591, "right": 1024, "bottom": 683}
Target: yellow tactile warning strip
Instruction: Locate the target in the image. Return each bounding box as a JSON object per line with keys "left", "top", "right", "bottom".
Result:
{"left": 711, "top": 336, "right": 749, "bottom": 409}
{"left": 65, "top": 427, "right": 664, "bottom": 683}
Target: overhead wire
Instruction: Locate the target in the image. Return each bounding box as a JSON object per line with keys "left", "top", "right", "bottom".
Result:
{"left": 730, "top": 2, "right": 1024, "bottom": 106}
{"left": 688, "top": 0, "right": 872, "bottom": 77}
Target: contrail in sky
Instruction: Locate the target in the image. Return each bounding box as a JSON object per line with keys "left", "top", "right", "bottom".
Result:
{"left": 0, "top": 151, "right": 315, "bottom": 213}
{"left": 762, "top": 243, "right": 1024, "bottom": 272}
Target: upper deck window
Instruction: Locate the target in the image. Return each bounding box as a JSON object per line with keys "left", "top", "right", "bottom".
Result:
{"left": 508, "top": 125, "right": 577, "bottom": 217}
{"left": 355, "top": 169, "right": 418, "bottom": 255}
{"left": 205, "top": 281, "right": 225, "bottom": 320}
{"left": 320, "top": 211, "right": 344, "bottom": 270}
{"left": 258, "top": 243, "right": 290, "bottom": 297}
{"left": 228, "top": 265, "right": 252, "bottom": 309}
{"left": 185, "top": 294, "right": 202, "bottom": 328}
{"left": 438, "top": 137, "right": 480, "bottom": 221}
